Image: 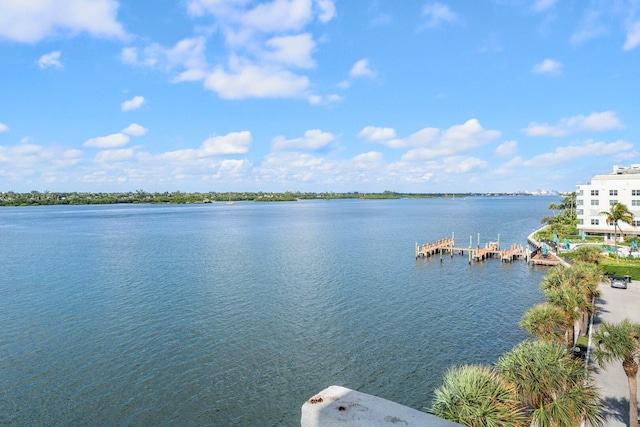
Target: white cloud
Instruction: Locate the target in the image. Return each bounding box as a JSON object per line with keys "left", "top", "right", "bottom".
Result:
{"left": 533, "top": 0, "right": 557, "bottom": 12}
{"left": 262, "top": 33, "right": 316, "bottom": 69}
{"left": 238, "top": 0, "right": 314, "bottom": 33}
{"left": 524, "top": 140, "right": 633, "bottom": 167}
{"left": 0, "top": 123, "right": 8, "bottom": 133}
{"left": 37, "top": 51, "right": 62, "bottom": 69}
{"left": 401, "top": 119, "right": 501, "bottom": 161}
{"left": 524, "top": 111, "right": 624, "bottom": 137}
{"left": 570, "top": 10, "right": 607, "bottom": 45}
{"left": 201, "top": 131, "right": 252, "bottom": 156}
{"left": 83, "top": 133, "right": 130, "bottom": 148}
{"left": 204, "top": 58, "right": 309, "bottom": 99}
{"left": 95, "top": 149, "right": 135, "bottom": 163}
{"left": 422, "top": 3, "right": 458, "bottom": 28}
{"left": 349, "top": 59, "right": 376, "bottom": 78}
{"left": 122, "top": 123, "right": 148, "bottom": 136}
{"left": 121, "top": 37, "right": 208, "bottom": 83}
{"left": 121, "top": 96, "right": 145, "bottom": 112}
{"left": 495, "top": 140, "right": 517, "bottom": 157}
{"left": 159, "top": 131, "right": 250, "bottom": 162}
{"left": 623, "top": 20, "right": 640, "bottom": 51}
{"left": 0, "top": 0, "right": 126, "bottom": 43}
{"left": 533, "top": 58, "right": 562, "bottom": 74}
{"left": 442, "top": 156, "right": 488, "bottom": 174}
{"left": 358, "top": 126, "right": 397, "bottom": 141}
{"left": 272, "top": 129, "right": 335, "bottom": 150}
{"left": 316, "top": 0, "right": 336, "bottom": 23}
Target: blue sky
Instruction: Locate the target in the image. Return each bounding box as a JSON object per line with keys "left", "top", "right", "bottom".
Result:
{"left": 1, "top": 0, "right": 639, "bottom": 193}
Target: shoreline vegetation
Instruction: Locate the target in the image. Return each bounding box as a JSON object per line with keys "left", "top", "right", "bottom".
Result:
{"left": 0, "top": 190, "right": 537, "bottom": 206}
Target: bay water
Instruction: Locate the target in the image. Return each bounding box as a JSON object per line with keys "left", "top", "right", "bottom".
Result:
{"left": 0, "top": 196, "right": 552, "bottom": 426}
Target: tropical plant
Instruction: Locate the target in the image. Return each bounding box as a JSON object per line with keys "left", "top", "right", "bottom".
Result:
{"left": 519, "top": 303, "right": 565, "bottom": 344}
{"left": 592, "top": 319, "right": 640, "bottom": 427}
{"left": 431, "top": 364, "right": 526, "bottom": 427}
{"left": 572, "top": 245, "right": 603, "bottom": 264}
{"left": 538, "top": 263, "right": 601, "bottom": 345}
{"left": 495, "top": 340, "right": 602, "bottom": 427}
{"left": 599, "top": 203, "right": 634, "bottom": 263}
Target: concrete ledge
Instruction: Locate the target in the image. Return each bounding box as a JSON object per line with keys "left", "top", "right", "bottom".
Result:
{"left": 301, "top": 385, "right": 462, "bottom": 427}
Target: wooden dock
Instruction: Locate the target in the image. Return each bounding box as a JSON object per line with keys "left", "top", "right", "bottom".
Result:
{"left": 415, "top": 235, "right": 531, "bottom": 264}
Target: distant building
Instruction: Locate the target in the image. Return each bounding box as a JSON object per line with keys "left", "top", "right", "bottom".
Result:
{"left": 576, "top": 165, "right": 640, "bottom": 240}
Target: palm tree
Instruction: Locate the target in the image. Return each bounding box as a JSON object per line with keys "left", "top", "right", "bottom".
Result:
{"left": 496, "top": 340, "right": 602, "bottom": 427}
{"left": 431, "top": 364, "right": 526, "bottom": 426}
{"left": 599, "top": 202, "right": 634, "bottom": 262}
{"left": 539, "top": 263, "right": 601, "bottom": 345}
{"left": 519, "top": 303, "right": 565, "bottom": 344}
{"left": 592, "top": 319, "right": 640, "bottom": 427}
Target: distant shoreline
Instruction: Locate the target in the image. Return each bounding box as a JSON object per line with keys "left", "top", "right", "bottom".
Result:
{"left": 0, "top": 191, "right": 544, "bottom": 207}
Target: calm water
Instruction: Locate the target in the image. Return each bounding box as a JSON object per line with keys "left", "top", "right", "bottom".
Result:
{"left": 0, "top": 197, "right": 552, "bottom": 426}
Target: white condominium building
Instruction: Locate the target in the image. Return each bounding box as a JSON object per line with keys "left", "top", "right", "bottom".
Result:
{"left": 576, "top": 165, "right": 640, "bottom": 239}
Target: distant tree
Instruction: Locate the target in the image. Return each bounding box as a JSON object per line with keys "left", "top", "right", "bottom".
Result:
{"left": 600, "top": 203, "right": 634, "bottom": 263}
{"left": 592, "top": 319, "right": 640, "bottom": 427}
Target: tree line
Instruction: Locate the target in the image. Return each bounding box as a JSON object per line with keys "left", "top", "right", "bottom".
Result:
{"left": 0, "top": 190, "right": 531, "bottom": 206}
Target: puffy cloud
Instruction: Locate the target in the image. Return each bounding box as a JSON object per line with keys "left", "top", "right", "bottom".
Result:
{"left": 623, "top": 20, "right": 640, "bottom": 51}
{"left": 533, "top": 58, "right": 562, "bottom": 75}
{"left": 164, "top": 131, "right": 252, "bottom": 161}
{"left": 442, "top": 156, "right": 488, "bottom": 174}
{"left": 524, "top": 140, "right": 633, "bottom": 167}
{"left": 495, "top": 140, "right": 517, "bottom": 157}
{"left": 37, "top": 51, "right": 62, "bottom": 69}
{"left": 358, "top": 126, "right": 397, "bottom": 141}
{"left": 349, "top": 59, "right": 376, "bottom": 78}
{"left": 83, "top": 133, "right": 130, "bottom": 148}
{"left": 121, "top": 37, "right": 208, "bottom": 83}
{"left": 121, "top": 96, "right": 145, "bottom": 112}
{"left": 316, "top": 0, "right": 336, "bottom": 23}
{"left": 422, "top": 3, "right": 458, "bottom": 28}
{"left": 524, "top": 111, "right": 624, "bottom": 137}
{"left": 401, "top": 119, "right": 500, "bottom": 161}
{"left": 204, "top": 60, "right": 309, "bottom": 99}
{"left": 272, "top": 129, "right": 335, "bottom": 150}
{"left": 122, "top": 123, "right": 148, "bottom": 136}
{"left": 201, "top": 131, "right": 252, "bottom": 156}
{"left": 0, "top": 123, "right": 8, "bottom": 133}
{"left": 241, "top": 0, "right": 314, "bottom": 33}
{"left": 0, "top": 0, "right": 126, "bottom": 43}
{"left": 95, "top": 149, "right": 135, "bottom": 163}
{"left": 262, "top": 33, "right": 315, "bottom": 69}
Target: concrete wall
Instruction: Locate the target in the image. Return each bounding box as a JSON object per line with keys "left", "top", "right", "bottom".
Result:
{"left": 301, "top": 385, "right": 463, "bottom": 427}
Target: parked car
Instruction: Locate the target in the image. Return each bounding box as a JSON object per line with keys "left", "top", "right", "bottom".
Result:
{"left": 610, "top": 277, "right": 628, "bottom": 289}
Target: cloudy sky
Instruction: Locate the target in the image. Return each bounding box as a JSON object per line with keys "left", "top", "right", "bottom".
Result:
{"left": 1, "top": 0, "right": 639, "bottom": 193}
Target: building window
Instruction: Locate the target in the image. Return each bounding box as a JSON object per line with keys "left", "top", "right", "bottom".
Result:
{"left": 578, "top": 190, "right": 584, "bottom": 196}
{"left": 633, "top": 190, "right": 640, "bottom": 196}
{"left": 610, "top": 199, "right": 618, "bottom": 206}
{"left": 633, "top": 200, "right": 640, "bottom": 206}
{"left": 610, "top": 189, "right": 618, "bottom": 196}
{"left": 591, "top": 200, "right": 599, "bottom": 206}
{"left": 634, "top": 220, "right": 640, "bottom": 227}
{"left": 579, "top": 219, "right": 584, "bottom": 225}
{"left": 577, "top": 199, "right": 584, "bottom": 205}
{"left": 591, "top": 190, "right": 599, "bottom": 196}
{"left": 591, "top": 219, "right": 599, "bottom": 225}
{"left": 577, "top": 209, "right": 583, "bottom": 215}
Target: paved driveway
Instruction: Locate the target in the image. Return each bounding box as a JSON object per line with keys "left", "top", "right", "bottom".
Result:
{"left": 590, "top": 278, "right": 640, "bottom": 426}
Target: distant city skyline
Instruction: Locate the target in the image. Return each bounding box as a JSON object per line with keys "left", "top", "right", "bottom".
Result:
{"left": 1, "top": 0, "right": 639, "bottom": 193}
